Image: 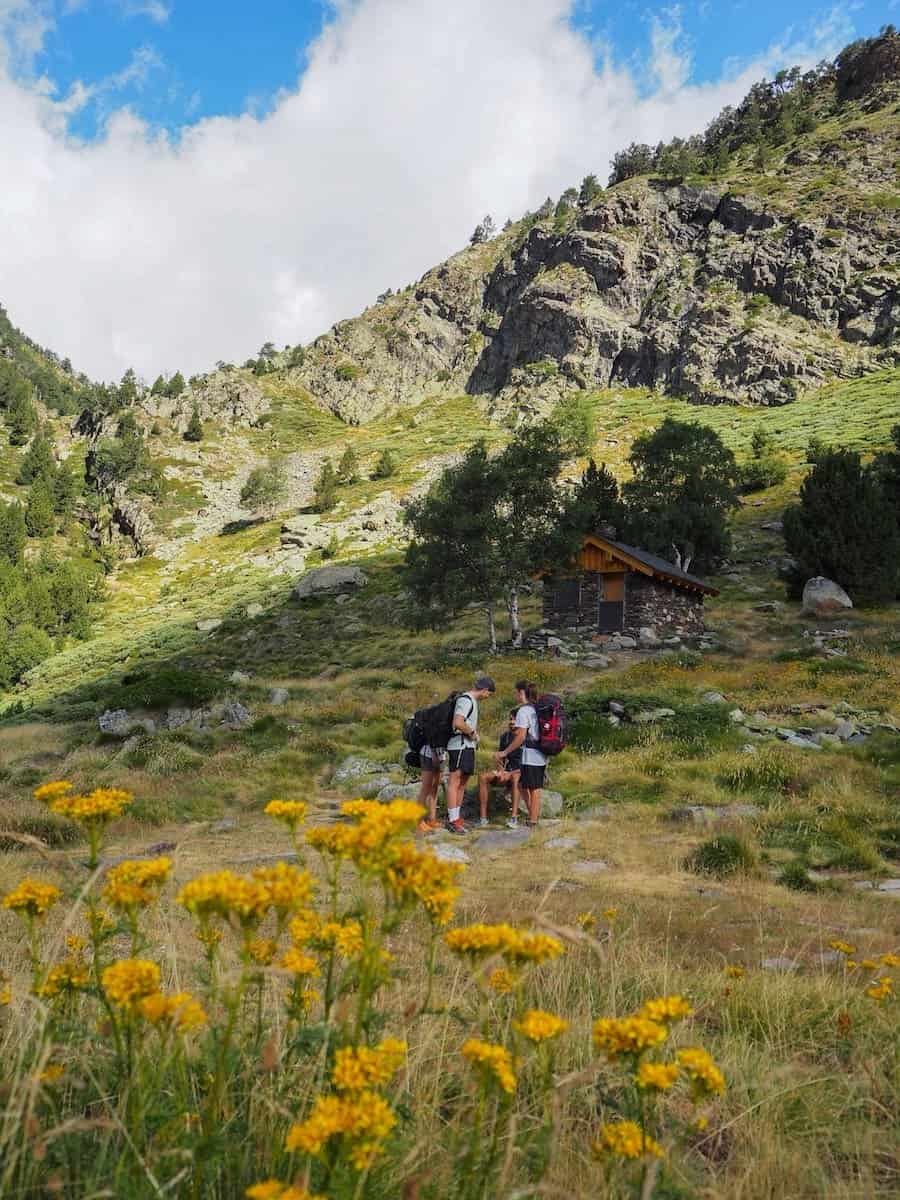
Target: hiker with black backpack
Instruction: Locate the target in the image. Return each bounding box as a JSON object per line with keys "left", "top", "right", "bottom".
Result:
{"left": 445, "top": 675, "right": 496, "bottom": 835}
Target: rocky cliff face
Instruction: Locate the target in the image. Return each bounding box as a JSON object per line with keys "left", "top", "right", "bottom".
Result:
{"left": 286, "top": 91, "right": 899, "bottom": 423}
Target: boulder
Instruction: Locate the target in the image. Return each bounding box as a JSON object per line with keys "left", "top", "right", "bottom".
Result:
{"left": 570, "top": 860, "right": 610, "bottom": 876}
{"left": 229, "top": 670, "right": 251, "bottom": 685}
{"left": 333, "top": 755, "right": 387, "bottom": 783}
{"left": 98, "top": 709, "right": 139, "bottom": 737}
{"left": 702, "top": 692, "right": 727, "bottom": 705}
{"left": 164, "top": 707, "right": 192, "bottom": 730}
{"left": 540, "top": 790, "right": 564, "bottom": 818}
{"left": 293, "top": 565, "right": 368, "bottom": 600}
{"left": 245, "top": 602, "right": 264, "bottom": 618}
{"left": 269, "top": 687, "right": 290, "bottom": 706}
{"left": 220, "top": 702, "right": 252, "bottom": 730}
{"left": 196, "top": 618, "right": 223, "bottom": 633}
{"left": 432, "top": 843, "right": 470, "bottom": 865}
{"left": 546, "top": 837, "right": 580, "bottom": 851}
{"left": 633, "top": 708, "right": 675, "bottom": 724}
{"left": 375, "top": 783, "right": 422, "bottom": 803}
{"left": 638, "top": 626, "right": 660, "bottom": 647}
{"left": 801, "top": 577, "right": 852, "bottom": 617}
{"left": 355, "top": 775, "right": 394, "bottom": 798}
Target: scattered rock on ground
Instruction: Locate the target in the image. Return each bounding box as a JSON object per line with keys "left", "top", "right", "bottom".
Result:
{"left": 355, "top": 775, "right": 394, "bottom": 798}
{"left": 197, "top": 618, "right": 223, "bottom": 633}
{"left": 761, "top": 957, "right": 800, "bottom": 972}
{"left": 702, "top": 692, "right": 727, "bottom": 704}
{"left": 220, "top": 702, "right": 252, "bottom": 730}
{"left": 269, "top": 687, "right": 290, "bottom": 706}
{"left": 541, "top": 790, "right": 564, "bottom": 818}
{"left": 209, "top": 818, "right": 237, "bottom": 834}
{"left": 570, "top": 860, "right": 610, "bottom": 876}
{"left": 229, "top": 671, "right": 251, "bottom": 685}
{"left": 98, "top": 709, "right": 140, "bottom": 737}
{"left": 472, "top": 828, "right": 532, "bottom": 853}
{"left": 333, "top": 755, "right": 387, "bottom": 783}
{"left": 245, "top": 602, "right": 264, "bottom": 618}
{"left": 432, "top": 843, "right": 471, "bottom": 865}
{"left": 633, "top": 708, "right": 675, "bottom": 724}
{"left": 546, "top": 837, "right": 580, "bottom": 851}
{"left": 575, "top": 804, "right": 613, "bottom": 821}
{"left": 376, "top": 783, "right": 422, "bottom": 802}
{"left": 293, "top": 565, "right": 368, "bottom": 600}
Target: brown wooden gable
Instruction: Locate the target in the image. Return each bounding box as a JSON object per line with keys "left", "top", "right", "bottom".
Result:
{"left": 573, "top": 534, "right": 719, "bottom": 597}
{"left": 578, "top": 536, "right": 654, "bottom": 576}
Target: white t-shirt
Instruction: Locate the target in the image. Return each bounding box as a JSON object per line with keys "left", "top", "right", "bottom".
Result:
{"left": 516, "top": 704, "right": 547, "bottom": 767}
{"left": 447, "top": 693, "right": 478, "bottom": 750}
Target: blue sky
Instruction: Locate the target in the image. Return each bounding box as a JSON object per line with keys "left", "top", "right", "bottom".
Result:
{"left": 0, "top": 0, "right": 892, "bottom": 379}
{"left": 30, "top": 0, "right": 895, "bottom": 139}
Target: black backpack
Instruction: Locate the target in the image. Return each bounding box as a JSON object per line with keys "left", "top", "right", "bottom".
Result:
{"left": 403, "top": 692, "right": 468, "bottom": 756}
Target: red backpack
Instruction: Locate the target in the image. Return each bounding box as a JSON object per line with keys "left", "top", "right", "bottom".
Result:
{"left": 532, "top": 694, "right": 568, "bottom": 757}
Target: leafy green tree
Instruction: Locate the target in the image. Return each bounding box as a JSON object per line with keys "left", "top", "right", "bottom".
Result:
{"left": 0, "top": 502, "right": 26, "bottom": 566}
{"left": 622, "top": 418, "right": 739, "bottom": 572}
{"left": 166, "top": 371, "right": 186, "bottom": 398}
{"left": 25, "top": 477, "right": 56, "bottom": 538}
{"left": 184, "top": 404, "right": 204, "bottom": 443}
{"left": 579, "top": 174, "right": 602, "bottom": 204}
{"left": 873, "top": 423, "right": 900, "bottom": 519}
{"left": 240, "top": 461, "right": 288, "bottom": 516}
{"left": 5, "top": 387, "right": 37, "bottom": 446}
{"left": 0, "top": 623, "right": 54, "bottom": 688}
{"left": 288, "top": 346, "right": 306, "bottom": 368}
{"left": 118, "top": 368, "right": 139, "bottom": 407}
{"left": 150, "top": 375, "right": 167, "bottom": 396}
{"left": 337, "top": 446, "right": 360, "bottom": 485}
{"left": 17, "top": 428, "right": 56, "bottom": 486}
{"left": 783, "top": 449, "right": 900, "bottom": 605}
{"left": 312, "top": 461, "right": 339, "bottom": 513}
{"left": 552, "top": 392, "right": 596, "bottom": 456}
{"left": 566, "top": 460, "right": 625, "bottom": 538}
{"left": 372, "top": 448, "right": 396, "bottom": 480}
{"left": 737, "top": 425, "right": 788, "bottom": 493}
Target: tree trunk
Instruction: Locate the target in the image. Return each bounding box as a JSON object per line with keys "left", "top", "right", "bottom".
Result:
{"left": 485, "top": 604, "right": 498, "bottom": 654}
{"left": 507, "top": 585, "right": 522, "bottom": 648}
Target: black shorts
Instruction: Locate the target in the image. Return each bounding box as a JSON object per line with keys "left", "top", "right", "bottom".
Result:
{"left": 520, "top": 763, "right": 546, "bottom": 790}
{"left": 448, "top": 748, "right": 476, "bottom": 776}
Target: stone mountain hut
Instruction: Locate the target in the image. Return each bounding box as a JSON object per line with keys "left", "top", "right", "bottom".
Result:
{"left": 541, "top": 531, "right": 719, "bottom": 638}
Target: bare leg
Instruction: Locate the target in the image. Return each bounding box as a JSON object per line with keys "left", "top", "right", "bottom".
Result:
{"left": 447, "top": 771, "right": 470, "bottom": 822}
{"left": 417, "top": 767, "right": 438, "bottom": 824}
{"left": 528, "top": 788, "right": 542, "bottom": 825}
{"left": 510, "top": 774, "right": 520, "bottom": 820}
{"left": 478, "top": 774, "right": 490, "bottom": 821}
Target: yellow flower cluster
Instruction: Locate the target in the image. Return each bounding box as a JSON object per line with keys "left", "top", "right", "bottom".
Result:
{"left": 513, "top": 1009, "right": 569, "bottom": 1043}
{"left": 593, "top": 1119, "right": 664, "bottom": 1160}
{"left": 444, "top": 923, "right": 564, "bottom": 966}
{"left": 279, "top": 948, "right": 320, "bottom": 977}
{"left": 638, "top": 995, "right": 693, "bottom": 1024}
{"left": 592, "top": 1016, "right": 669, "bottom": 1060}
{"left": 331, "top": 1038, "right": 407, "bottom": 1092}
{"left": 382, "top": 842, "right": 462, "bottom": 926}
{"left": 307, "top": 800, "right": 425, "bottom": 874}
{"left": 676, "top": 1048, "right": 726, "bottom": 1097}
{"left": 101, "top": 959, "right": 161, "bottom": 1011}
{"left": 576, "top": 912, "right": 597, "bottom": 931}
{"left": 103, "top": 857, "right": 171, "bottom": 910}
{"left": 462, "top": 1038, "right": 517, "bottom": 1095}
{"left": 3, "top": 879, "right": 62, "bottom": 919}
{"left": 246, "top": 1182, "right": 324, "bottom": 1200}
{"left": 0, "top": 973, "right": 11, "bottom": 1006}
{"left": 177, "top": 864, "right": 313, "bottom": 927}
{"left": 39, "top": 1063, "right": 66, "bottom": 1085}
{"left": 865, "top": 977, "right": 893, "bottom": 1003}
{"left": 43, "top": 786, "right": 133, "bottom": 826}
{"left": 880, "top": 953, "right": 900, "bottom": 969}
{"left": 38, "top": 958, "right": 91, "bottom": 999}
{"left": 33, "top": 781, "right": 75, "bottom": 804}
{"left": 829, "top": 940, "right": 856, "bottom": 956}
{"left": 488, "top": 968, "right": 516, "bottom": 994}
{"left": 724, "top": 964, "right": 745, "bottom": 979}
{"left": 312, "top": 919, "right": 365, "bottom": 958}
{"left": 636, "top": 1061, "right": 680, "bottom": 1091}
{"left": 248, "top": 938, "right": 278, "bottom": 966}
{"left": 264, "top": 800, "right": 308, "bottom": 830}
{"left": 285, "top": 1090, "right": 397, "bottom": 1170}
{"left": 137, "top": 990, "right": 207, "bottom": 1031}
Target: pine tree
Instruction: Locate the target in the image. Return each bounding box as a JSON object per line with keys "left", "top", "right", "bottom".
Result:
{"left": 150, "top": 375, "right": 167, "bottom": 395}
{"left": 239, "top": 461, "right": 288, "bottom": 516}
{"left": 53, "top": 458, "right": 81, "bottom": 516}
{"left": 25, "top": 477, "right": 56, "bottom": 538}
{"left": 184, "top": 404, "right": 204, "bottom": 443}
{"left": 312, "top": 461, "right": 339, "bottom": 513}
{"left": 167, "top": 372, "right": 186, "bottom": 398}
{"left": 783, "top": 449, "right": 900, "bottom": 605}
{"left": 6, "top": 388, "right": 37, "bottom": 446}
{"left": 17, "top": 428, "right": 56, "bottom": 486}
{"left": 337, "top": 445, "right": 360, "bottom": 485}
{"left": 0, "top": 501, "right": 27, "bottom": 565}
{"left": 372, "top": 448, "right": 396, "bottom": 480}
{"left": 579, "top": 174, "right": 602, "bottom": 204}
{"left": 552, "top": 393, "right": 596, "bottom": 456}
{"left": 567, "top": 460, "right": 625, "bottom": 538}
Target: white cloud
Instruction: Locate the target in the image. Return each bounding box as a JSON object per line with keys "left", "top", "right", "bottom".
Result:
{"left": 118, "top": 0, "right": 170, "bottom": 23}
{"left": 0, "top": 0, "right": 853, "bottom": 383}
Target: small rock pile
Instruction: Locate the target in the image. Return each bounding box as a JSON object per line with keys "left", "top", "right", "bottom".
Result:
{"left": 525, "top": 624, "right": 717, "bottom": 665}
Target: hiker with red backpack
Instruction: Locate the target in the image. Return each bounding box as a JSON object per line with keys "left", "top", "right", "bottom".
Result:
{"left": 496, "top": 680, "right": 567, "bottom": 827}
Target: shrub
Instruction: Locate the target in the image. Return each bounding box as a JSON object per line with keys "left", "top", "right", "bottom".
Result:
{"left": 335, "top": 362, "right": 362, "bottom": 382}
{"left": 104, "top": 665, "right": 222, "bottom": 711}
{"left": 777, "top": 859, "right": 821, "bottom": 892}
{"left": 737, "top": 456, "right": 789, "bottom": 493}
{"left": 372, "top": 449, "right": 396, "bottom": 480}
{"left": 240, "top": 462, "right": 288, "bottom": 516}
{"left": 0, "top": 623, "right": 54, "bottom": 688}
{"left": 683, "top": 834, "right": 758, "bottom": 878}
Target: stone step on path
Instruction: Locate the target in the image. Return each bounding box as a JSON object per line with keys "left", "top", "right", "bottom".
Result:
{"left": 852, "top": 879, "right": 900, "bottom": 896}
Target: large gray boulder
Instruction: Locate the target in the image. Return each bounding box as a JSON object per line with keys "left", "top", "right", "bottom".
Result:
{"left": 801, "top": 577, "right": 852, "bottom": 617}
{"left": 333, "top": 755, "right": 387, "bottom": 783}
{"left": 293, "top": 565, "right": 368, "bottom": 600}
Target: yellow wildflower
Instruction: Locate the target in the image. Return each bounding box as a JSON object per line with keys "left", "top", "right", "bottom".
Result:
{"left": 264, "top": 800, "right": 308, "bottom": 830}
{"left": 176, "top": 871, "right": 270, "bottom": 926}
{"left": 593, "top": 1120, "right": 663, "bottom": 1160}
{"left": 33, "top": 781, "right": 74, "bottom": 803}
{"left": 101, "top": 959, "right": 161, "bottom": 1011}
{"left": 724, "top": 964, "right": 745, "bottom": 979}
{"left": 314, "top": 919, "right": 365, "bottom": 958}
{"left": 677, "top": 1047, "right": 726, "bottom": 1097}
{"left": 576, "top": 912, "right": 597, "bottom": 931}
{"left": 246, "top": 1182, "right": 324, "bottom": 1200}
{"left": 639, "top": 995, "right": 693, "bottom": 1025}
{"left": 603, "top": 907, "right": 619, "bottom": 922}
{"left": 592, "top": 1016, "right": 669, "bottom": 1060}
{"left": 865, "top": 977, "right": 893, "bottom": 1003}
{"left": 294, "top": 987, "right": 319, "bottom": 1014}
{"left": 0, "top": 973, "right": 11, "bottom": 1005}
{"left": 331, "top": 1038, "right": 407, "bottom": 1092}
{"left": 462, "top": 1038, "right": 517, "bottom": 1095}
{"left": 636, "top": 1061, "right": 680, "bottom": 1091}
{"left": 881, "top": 953, "right": 900, "bottom": 969}
{"left": 513, "top": 1009, "right": 569, "bottom": 1043}
{"left": 138, "top": 990, "right": 207, "bottom": 1031}
{"left": 444, "top": 923, "right": 520, "bottom": 958}
{"left": 695, "top": 1115, "right": 709, "bottom": 1132}
{"left": 288, "top": 910, "right": 321, "bottom": 946}
{"left": 3, "top": 879, "right": 62, "bottom": 919}
{"left": 845, "top": 960, "right": 860, "bottom": 972}
{"left": 248, "top": 938, "right": 279, "bottom": 966}
{"left": 488, "top": 968, "right": 517, "bottom": 994}
{"left": 103, "top": 857, "right": 171, "bottom": 910}
{"left": 39, "top": 1063, "right": 66, "bottom": 1085}
{"left": 506, "top": 931, "right": 564, "bottom": 965}
{"left": 305, "top": 825, "right": 360, "bottom": 860}
{"left": 38, "top": 959, "right": 90, "bottom": 999}
{"left": 279, "top": 948, "right": 321, "bottom": 977}
{"left": 252, "top": 863, "right": 314, "bottom": 917}
{"left": 285, "top": 1090, "right": 396, "bottom": 1169}
{"left": 860, "top": 959, "right": 879, "bottom": 971}
{"left": 829, "top": 940, "right": 856, "bottom": 956}
{"left": 383, "top": 842, "right": 462, "bottom": 926}
{"left": 65, "top": 935, "right": 86, "bottom": 953}
{"left": 48, "top": 788, "right": 132, "bottom": 825}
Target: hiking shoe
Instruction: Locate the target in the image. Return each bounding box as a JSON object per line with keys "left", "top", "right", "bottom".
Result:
{"left": 417, "top": 819, "right": 441, "bottom": 834}
{"left": 505, "top": 817, "right": 519, "bottom": 829}
{"left": 447, "top": 819, "right": 468, "bottom": 835}
{"left": 477, "top": 817, "right": 490, "bottom": 828}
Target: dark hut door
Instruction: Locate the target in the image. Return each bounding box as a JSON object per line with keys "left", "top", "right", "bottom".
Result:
{"left": 597, "top": 572, "right": 625, "bottom": 632}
